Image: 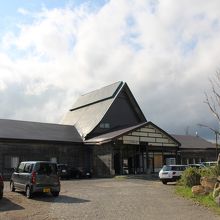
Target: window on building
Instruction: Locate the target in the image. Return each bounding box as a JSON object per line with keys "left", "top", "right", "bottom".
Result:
{"left": 50, "top": 157, "right": 57, "bottom": 163}
{"left": 189, "top": 158, "right": 194, "bottom": 164}
{"left": 4, "top": 156, "right": 19, "bottom": 169}
{"left": 11, "top": 157, "right": 19, "bottom": 168}
{"left": 166, "top": 158, "right": 176, "bottom": 165}
{"left": 181, "top": 158, "right": 188, "bottom": 165}
{"left": 100, "top": 123, "right": 110, "bottom": 129}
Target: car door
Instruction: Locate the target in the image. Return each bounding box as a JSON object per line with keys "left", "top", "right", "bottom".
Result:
{"left": 23, "top": 163, "right": 33, "bottom": 187}
{"left": 13, "top": 162, "right": 25, "bottom": 190}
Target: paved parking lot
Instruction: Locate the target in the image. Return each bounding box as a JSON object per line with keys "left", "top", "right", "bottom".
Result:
{"left": 0, "top": 178, "right": 219, "bottom": 220}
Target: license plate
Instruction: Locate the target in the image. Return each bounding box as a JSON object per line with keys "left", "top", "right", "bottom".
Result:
{"left": 43, "top": 188, "right": 50, "bottom": 193}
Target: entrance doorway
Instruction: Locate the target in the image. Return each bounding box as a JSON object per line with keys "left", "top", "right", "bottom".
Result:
{"left": 114, "top": 153, "right": 121, "bottom": 175}
{"left": 113, "top": 145, "right": 147, "bottom": 175}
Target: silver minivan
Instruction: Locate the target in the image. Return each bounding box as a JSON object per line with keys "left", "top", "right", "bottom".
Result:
{"left": 10, "top": 161, "right": 60, "bottom": 198}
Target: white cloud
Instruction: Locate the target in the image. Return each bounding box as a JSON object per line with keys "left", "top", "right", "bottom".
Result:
{"left": 17, "top": 8, "right": 29, "bottom": 15}
{"left": 0, "top": 0, "right": 220, "bottom": 140}
{"left": 0, "top": 80, "right": 6, "bottom": 91}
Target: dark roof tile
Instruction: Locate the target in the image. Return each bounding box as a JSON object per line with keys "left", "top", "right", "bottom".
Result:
{"left": 0, "top": 119, "right": 82, "bottom": 143}
{"left": 71, "top": 81, "right": 123, "bottom": 110}
{"left": 172, "top": 134, "right": 215, "bottom": 149}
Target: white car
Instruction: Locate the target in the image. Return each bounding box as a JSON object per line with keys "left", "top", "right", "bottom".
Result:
{"left": 159, "top": 165, "right": 188, "bottom": 184}
{"left": 201, "top": 161, "right": 217, "bottom": 167}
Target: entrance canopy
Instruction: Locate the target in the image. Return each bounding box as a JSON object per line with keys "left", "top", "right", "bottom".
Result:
{"left": 86, "top": 121, "right": 180, "bottom": 174}
{"left": 85, "top": 121, "right": 180, "bottom": 148}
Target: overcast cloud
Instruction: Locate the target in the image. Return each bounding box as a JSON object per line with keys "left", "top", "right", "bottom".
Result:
{"left": 0, "top": 0, "right": 220, "bottom": 141}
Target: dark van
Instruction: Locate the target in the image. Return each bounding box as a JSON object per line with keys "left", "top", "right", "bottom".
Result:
{"left": 10, "top": 161, "right": 60, "bottom": 198}
{"left": 57, "top": 164, "right": 69, "bottom": 179}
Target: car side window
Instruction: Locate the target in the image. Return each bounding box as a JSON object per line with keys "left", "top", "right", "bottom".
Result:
{"left": 24, "top": 163, "right": 33, "bottom": 173}
{"left": 171, "top": 166, "right": 176, "bottom": 171}
{"left": 18, "top": 163, "right": 25, "bottom": 173}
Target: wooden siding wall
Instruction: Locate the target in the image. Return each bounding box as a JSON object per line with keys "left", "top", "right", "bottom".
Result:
{"left": 118, "top": 124, "right": 178, "bottom": 147}
{"left": 0, "top": 141, "right": 90, "bottom": 179}
{"left": 93, "top": 143, "right": 114, "bottom": 177}
{"left": 180, "top": 149, "right": 217, "bottom": 164}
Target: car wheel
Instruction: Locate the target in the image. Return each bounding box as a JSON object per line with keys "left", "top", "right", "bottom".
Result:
{"left": 0, "top": 189, "right": 3, "bottom": 199}
{"left": 26, "top": 186, "right": 32, "bottom": 199}
{"left": 10, "top": 181, "right": 15, "bottom": 192}
{"left": 162, "top": 180, "right": 167, "bottom": 185}
{"left": 52, "top": 191, "right": 59, "bottom": 197}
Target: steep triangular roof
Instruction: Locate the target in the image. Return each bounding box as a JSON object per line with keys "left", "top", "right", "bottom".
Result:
{"left": 71, "top": 81, "right": 123, "bottom": 110}
{"left": 61, "top": 81, "right": 146, "bottom": 139}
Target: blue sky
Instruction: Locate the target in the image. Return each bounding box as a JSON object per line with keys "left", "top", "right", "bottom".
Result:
{"left": 0, "top": 0, "right": 108, "bottom": 16}
{"left": 0, "top": 0, "right": 108, "bottom": 33}
{"left": 0, "top": 0, "right": 220, "bottom": 141}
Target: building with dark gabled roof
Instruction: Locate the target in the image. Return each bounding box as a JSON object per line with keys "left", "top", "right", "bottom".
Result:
{"left": 62, "top": 81, "right": 181, "bottom": 176}
{"left": 0, "top": 81, "right": 217, "bottom": 178}
{"left": 0, "top": 119, "right": 90, "bottom": 179}
{"left": 61, "top": 81, "right": 146, "bottom": 139}
{"left": 0, "top": 119, "right": 82, "bottom": 143}
{"left": 172, "top": 134, "right": 217, "bottom": 164}
{"left": 85, "top": 121, "right": 180, "bottom": 176}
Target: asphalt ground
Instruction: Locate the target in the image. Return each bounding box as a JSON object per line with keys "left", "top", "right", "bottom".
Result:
{"left": 0, "top": 177, "right": 219, "bottom": 220}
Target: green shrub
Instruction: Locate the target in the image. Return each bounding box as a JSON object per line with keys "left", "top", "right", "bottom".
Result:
{"left": 200, "top": 165, "right": 220, "bottom": 178}
{"left": 180, "top": 167, "right": 201, "bottom": 187}
{"left": 179, "top": 165, "right": 220, "bottom": 187}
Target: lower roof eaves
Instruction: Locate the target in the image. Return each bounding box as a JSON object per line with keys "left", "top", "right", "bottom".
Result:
{"left": 84, "top": 121, "right": 180, "bottom": 147}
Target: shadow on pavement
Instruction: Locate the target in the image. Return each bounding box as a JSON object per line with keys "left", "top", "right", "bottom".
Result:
{"left": 33, "top": 194, "right": 90, "bottom": 204}
{"left": 0, "top": 197, "right": 24, "bottom": 212}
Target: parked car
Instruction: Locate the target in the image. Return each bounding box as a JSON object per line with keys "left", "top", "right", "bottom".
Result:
{"left": 0, "top": 173, "right": 3, "bottom": 199}
{"left": 201, "top": 161, "right": 217, "bottom": 167}
{"left": 70, "top": 167, "right": 92, "bottom": 179}
{"left": 10, "top": 161, "right": 60, "bottom": 199}
{"left": 159, "top": 165, "right": 188, "bottom": 184}
{"left": 188, "top": 164, "right": 206, "bottom": 168}
{"left": 57, "top": 164, "right": 70, "bottom": 179}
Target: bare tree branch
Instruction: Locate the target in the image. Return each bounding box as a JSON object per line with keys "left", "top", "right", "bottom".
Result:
{"left": 198, "top": 123, "right": 220, "bottom": 136}
{"left": 204, "top": 71, "right": 220, "bottom": 124}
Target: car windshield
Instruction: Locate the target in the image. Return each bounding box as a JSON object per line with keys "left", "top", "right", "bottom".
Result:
{"left": 162, "top": 166, "right": 172, "bottom": 171}
{"left": 162, "top": 165, "right": 186, "bottom": 171}
{"left": 36, "top": 163, "right": 57, "bottom": 175}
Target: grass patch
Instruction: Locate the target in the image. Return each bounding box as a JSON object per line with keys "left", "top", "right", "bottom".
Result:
{"left": 175, "top": 185, "right": 220, "bottom": 215}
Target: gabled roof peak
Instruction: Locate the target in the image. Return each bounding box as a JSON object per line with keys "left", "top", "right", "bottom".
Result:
{"left": 61, "top": 81, "right": 146, "bottom": 139}
{"left": 70, "top": 81, "right": 124, "bottom": 111}
{"left": 82, "top": 81, "right": 123, "bottom": 96}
